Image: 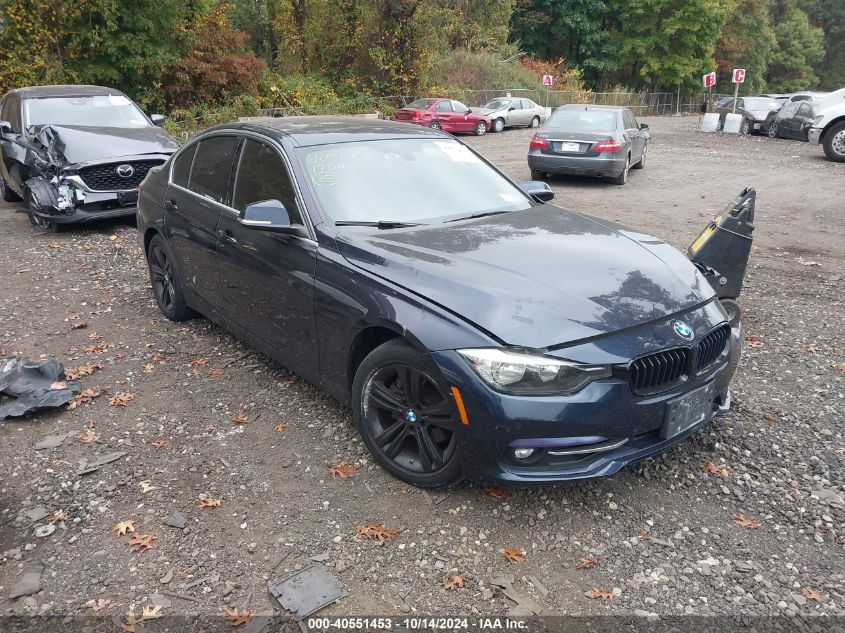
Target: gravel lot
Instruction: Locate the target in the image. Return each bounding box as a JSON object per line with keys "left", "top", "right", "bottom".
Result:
{"left": 1, "top": 115, "right": 843, "bottom": 629}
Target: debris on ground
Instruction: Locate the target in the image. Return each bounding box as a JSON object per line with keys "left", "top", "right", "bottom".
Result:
{"left": 268, "top": 562, "right": 347, "bottom": 621}
{"left": 0, "top": 357, "right": 80, "bottom": 420}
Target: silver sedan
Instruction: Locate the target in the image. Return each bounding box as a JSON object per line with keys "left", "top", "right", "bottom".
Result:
{"left": 475, "top": 97, "right": 546, "bottom": 133}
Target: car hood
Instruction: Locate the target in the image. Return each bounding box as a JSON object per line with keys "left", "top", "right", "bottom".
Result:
{"left": 336, "top": 205, "right": 716, "bottom": 348}
{"left": 475, "top": 107, "right": 504, "bottom": 117}
{"left": 27, "top": 124, "right": 179, "bottom": 166}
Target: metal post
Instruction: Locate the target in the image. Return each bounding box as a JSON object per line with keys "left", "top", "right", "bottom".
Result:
{"left": 731, "top": 80, "right": 739, "bottom": 113}
{"left": 676, "top": 85, "right": 681, "bottom": 115}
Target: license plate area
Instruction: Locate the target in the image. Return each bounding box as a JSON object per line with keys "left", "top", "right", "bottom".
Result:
{"left": 662, "top": 382, "right": 717, "bottom": 439}
{"left": 555, "top": 141, "right": 581, "bottom": 153}
{"left": 117, "top": 191, "right": 138, "bottom": 207}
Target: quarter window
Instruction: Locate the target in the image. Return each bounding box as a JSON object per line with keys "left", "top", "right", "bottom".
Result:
{"left": 171, "top": 144, "right": 196, "bottom": 188}
{"left": 232, "top": 139, "right": 303, "bottom": 224}
{"left": 188, "top": 135, "right": 240, "bottom": 204}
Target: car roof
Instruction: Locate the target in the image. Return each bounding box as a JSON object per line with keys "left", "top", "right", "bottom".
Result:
{"left": 8, "top": 85, "right": 128, "bottom": 99}
{"left": 555, "top": 104, "right": 626, "bottom": 111}
{"left": 213, "top": 116, "right": 453, "bottom": 147}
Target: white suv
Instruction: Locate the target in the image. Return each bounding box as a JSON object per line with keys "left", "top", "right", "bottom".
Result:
{"left": 808, "top": 88, "right": 845, "bottom": 162}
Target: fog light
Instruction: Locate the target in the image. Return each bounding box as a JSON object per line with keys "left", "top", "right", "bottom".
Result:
{"left": 513, "top": 448, "right": 535, "bottom": 459}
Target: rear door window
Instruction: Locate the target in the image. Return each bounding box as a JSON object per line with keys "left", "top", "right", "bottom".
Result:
{"left": 171, "top": 144, "right": 197, "bottom": 188}
{"left": 436, "top": 101, "right": 453, "bottom": 112}
{"left": 232, "top": 139, "right": 303, "bottom": 224}
{"left": 187, "top": 136, "right": 240, "bottom": 204}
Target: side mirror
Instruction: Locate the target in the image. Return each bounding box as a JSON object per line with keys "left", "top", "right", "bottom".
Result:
{"left": 509, "top": 106, "right": 517, "bottom": 111}
{"left": 239, "top": 199, "right": 298, "bottom": 233}
{"left": 150, "top": 114, "right": 165, "bottom": 126}
{"left": 0, "top": 121, "right": 12, "bottom": 136}
{"left": 517, "top": 181, "right": 554, "bottom": 203}
{"left": 639, "top": 123, "right": 649, "bottom": 131}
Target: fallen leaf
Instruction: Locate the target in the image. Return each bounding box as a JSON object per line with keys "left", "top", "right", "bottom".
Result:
{"left": 88, "top": 332, "right": 104, "bottom": 340}
{"left": 153, "top": 439, "right": 170, "bottom": 449}
{"left": 803, "top": 586, "right": 822, "bottom": 602}
{"left": 763, "top": 413, "right": 778, "bottom": 422}
{"left": 328, "top": 462, "right": 359, "bottom": 479}
{"left": 48, "top": 510, "right": 69, "bottom": 524}
{"left": 77, "top": 431, "right": 101, "bottom": 443}
{"left": 85, "top": 343, "right": 113, "bottom": 354}
{"left": 231, "top": 411, "right": 249, "bottom": 424}
{"left": 71, "top": 322, "right": 88, "bottom": 330}
{"left": 64, "top": 363, "right": 103, "bottom": 380}
{"left": 745, "top": 335, "right": 764, "bottom": 348}
{"left": 503, "top": 547, "right": 526, "bottom": 563}
{"left": 588, "top": 588, "right": 613, "bottom": 600}
{"left": 125, "top": 533, "right": 156, "bottom": 552}
{"left": 87, "top": 419, "right": 96, "bottom": 429}
{"left": 224, "top": 606, "right": 254, "bottom": 628}
{"left": 113, "top": 520, "right": 135, "bottom": 536}
{"left": 150, "top": 352, "right": 168, "bottom": 362}
{"left": 191, "top": 358, "right": 210, "bottom": 366}
{"left": 50, "top": 380, "right": 68, "bottom": 390}
{"left": 143, "top": 363, "right": 156, "bottom": 373}
{"left": 85, "top": 598, "right": 110, "bottom": 612}
{"left": 703, "top": 461, "right": 729, "bottom": 476}
{"left": 109, "top": 391, "right": 134, "bottom": 407}
{"left": 732, "top": 513, "right": 761, "bottom": 529}
{"left": 357, "top": 523, "right": 401, "bottom": 542}
{"left": 273, "top": 423, "right": 287, "bottom": 432}
{"left": 197, "top": 497, "right": 222, "bottom": 508}
{"left": 141, "top": 604, "right": 162, "bottom": 619}
{"left": 207, "top": 368, "right": 224, "bottom": 378}
{"left": 835, "top": 362, "right": 845, "bottom": 374}
{"left": 575, "top": 554, "right": 598, "bottom": 570}
{"left": 444, "top": 574, "right": 465, "bottom": 590}
{"left": 204, "top": 423, "right": 217, "bottom": 433}
{"left": 139, "top": 481, "right": 155, "bottom": 493}
{"left": 109, "top": 234, "right": 124, "bottom": 244}
{"left": 484, "top": 486, "right": 507, "bottom": 499}
{"left": 48, "top": 241, "right": 61, "bottom": 249}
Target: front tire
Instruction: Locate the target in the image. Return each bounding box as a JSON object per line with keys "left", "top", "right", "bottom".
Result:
{"left": 474, "top": 121, "right": 487, "bottom": 136}
{"left": 353, "top": 339, "right": 462, "bottom": 488}
{"left": 768, "top": 121, "right": 778, "bottom": 138}
{"left": 25, "top": 190, "right": 63, "bottom": 232}
{"left": 822, "top": 121, "right": 845, "bottom": 163}
{"left": 147, "top": 234, "right": 194, "bottom": 321}
{"left": 529, "top": 116, "right": 540, "bottom": 129}
{"left": 493, "top": 118, "right": 505, "bottom": 133}
{"left": 741, "top": 118, "right": 752, "bottom": 135}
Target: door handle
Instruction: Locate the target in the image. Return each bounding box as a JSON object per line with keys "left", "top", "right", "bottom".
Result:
{"left": 164, "top": 199, "right": 178, "bottom": 212}
{"left": 216, "top": 228, "right": 237, "bottom": 244}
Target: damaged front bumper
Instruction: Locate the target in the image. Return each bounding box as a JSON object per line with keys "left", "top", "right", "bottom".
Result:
{"left": 26, "top": 172, "right": 142, "bottom": 224}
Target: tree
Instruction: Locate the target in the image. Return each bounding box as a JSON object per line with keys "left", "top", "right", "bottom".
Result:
{"left": 765, "top": 0, "right": 824, "bottom": 90}
{"left": 715, "top": 0, "right": 775, "bottom": 93}
{"left": 805, "top": 0, "right": 845, "bottom": 89}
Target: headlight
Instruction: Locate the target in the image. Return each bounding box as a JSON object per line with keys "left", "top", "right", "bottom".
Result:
{"left": 457, "top": 348, "right": 611, "bottom": 396}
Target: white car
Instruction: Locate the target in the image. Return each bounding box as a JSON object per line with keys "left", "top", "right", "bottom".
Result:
{"left": 475, "top": 97, "right": 546, "bottom": 133}
{"left": 807, "top": 87, "right": 845, "bottom": 162}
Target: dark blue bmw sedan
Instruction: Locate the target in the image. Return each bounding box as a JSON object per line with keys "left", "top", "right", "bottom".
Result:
{"left": 137, "top": 117, "right": 741, "bottom": 487}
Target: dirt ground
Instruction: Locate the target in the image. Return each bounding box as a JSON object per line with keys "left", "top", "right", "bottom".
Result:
{"left": 0, "top": 115, "right": 843, "bottom": 630}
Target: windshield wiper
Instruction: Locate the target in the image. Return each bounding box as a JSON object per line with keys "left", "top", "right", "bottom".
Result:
{"left": 334, "top": 220, "right": 423, "bottom": 229}
{"left": 445, "top": 210, "right": 510, "bottom": 223}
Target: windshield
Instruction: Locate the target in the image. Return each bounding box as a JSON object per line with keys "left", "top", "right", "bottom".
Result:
{"left": 547, "top": 109, "right": 617, "bottom": 131}
{"left": 404, "top": 99, "right": 436, "bottom": 110}
{"left": 24, "top": 95, "right": 151, "bottom": 128}
{"left": 297, "top": 139, "right": 532, "bottom": 224}
{"left": 484, "top": 99, "right": 512, "bottom": 110}
{"left": 743, "top": 98, "right": 779, "bottom": 111}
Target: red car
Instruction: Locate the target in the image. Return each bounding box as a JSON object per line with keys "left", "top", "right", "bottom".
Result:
{"left": 393, "top": 98, "right": 491, "bottom": 135}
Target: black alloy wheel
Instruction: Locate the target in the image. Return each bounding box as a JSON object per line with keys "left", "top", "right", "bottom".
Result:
{"left": 147, "top": 235, "right": 193, "bottom": 321}
{"left": 768, "top": 121, "right": 778, "bottom": 138}
{"left": 354, "top": 340, "right": 461, "bottom": 487}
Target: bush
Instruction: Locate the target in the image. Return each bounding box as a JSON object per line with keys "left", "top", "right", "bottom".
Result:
{"left": 424, "top": 49, "right": 544, "bottom": 91}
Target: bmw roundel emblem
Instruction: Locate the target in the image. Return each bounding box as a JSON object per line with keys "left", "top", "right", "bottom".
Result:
{"left": 673, "top": 320, "right": 694, "bottom": 341}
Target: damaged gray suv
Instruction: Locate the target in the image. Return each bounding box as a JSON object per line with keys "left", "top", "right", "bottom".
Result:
{"left": 0, "top": 85, "right": 179, "bottom": 231}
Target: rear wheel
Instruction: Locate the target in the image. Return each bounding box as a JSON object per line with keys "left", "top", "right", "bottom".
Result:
{"left": 768, "top": 121, "right": 778, "bottom": 138}
{"left": 530, "top": 169, "right": 546, "bottom": 180}
{"left": 530, "top": 116, "right": 540, "bottom": 128}
{"left": 147, "top": 234, "right": 193, "bottom": 321}
{"left": 353, "top": 339, "right": 462, "bottom": 488}
{"left": 822, "top": 121, "right": 845, "bottom": 163}
{"left": 493, "top": 118, "right": 505, "bottom": 133}
{"left": 474, "top": 120, "right": 487, "bottom": 136}
{"left": 428, "top": 120, "right": 441, "bottom": 130}
{"left": 632, "top": 146, "right": 646, "bottom": 169}
{"left": 610, "top": 155, "right": 630, "bottom": 185}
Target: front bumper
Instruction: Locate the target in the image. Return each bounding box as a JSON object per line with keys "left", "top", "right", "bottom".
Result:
{"left": 528, "top": 151, "right": 627, "bottom": 177}
{"left": 431, "top": 303, "right": 742, "bottom": 484}
{"left": 808, "top": 127, "right": 822, "bottom": 145}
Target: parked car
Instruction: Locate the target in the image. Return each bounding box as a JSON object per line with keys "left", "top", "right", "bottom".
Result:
{"left": 475, "top": 97, "right": 545, "bottom": 133}
{"left": 808, "top": 87, "right": 845, "bottom": 162}
{"left": 137, "top": 116, "right": 740, "bottom": 487}
{"left": 527, "top": 105, "right": 648, "bottom": 185}
{"left": 713, "top": 96, "right": 781, "bottom": 134}
{"left": 392, "top": 98, "right": 491, "bottom": 135}
{"left": 0, "top": 85, "right": 178, "bottom": 231}
{"left": 767, "top": 100, "right": 817, "bottom": 140}
{"left": 785, "top": 91, "right": 829, "bottom": 103}
{"left": 757, "top": 93, "right": 790, "bottom": 106}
